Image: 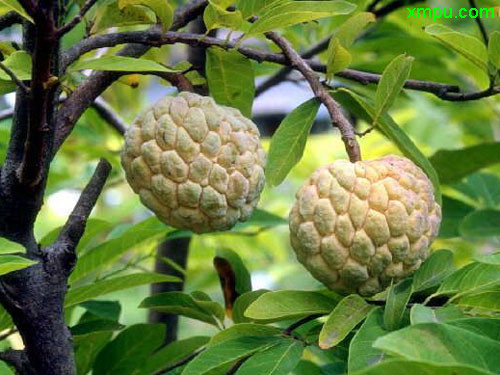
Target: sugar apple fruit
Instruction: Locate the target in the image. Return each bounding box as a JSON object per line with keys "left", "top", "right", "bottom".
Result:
{"left": 121, "top": 92, "right": 266, "bottom": 233}
{"left": 289, "top": 155, "right": 441, "bottom": 296}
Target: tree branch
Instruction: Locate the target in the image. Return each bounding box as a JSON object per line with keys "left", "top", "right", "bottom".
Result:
{"left": 0, "top": 349, "right": 34, "bottom": 375}
{"left": 92, "top": 97, "right": 127, "bottom": 135}
{"left": 56, "top": 158, "right": 111, "bottom": 251}
{"left": 266, "top": 31, "right": 361, "bottom": 162}
{"left": 56, "top": 0, "right": 98, "bottom": 37}
{"left": 0, "top": 61, "right": 30, "bottom": 93}
{"left": 55, "top": 0, "right": 207, "bottom": 154}
{"left": 372, "top": 0, "right": 423, "bottom": 18}
{"left": 0, "top": 11, "right": 23, "bottom": 31}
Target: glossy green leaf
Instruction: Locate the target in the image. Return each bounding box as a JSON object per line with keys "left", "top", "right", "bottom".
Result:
{"left": 352, "top": 359, "right": 492, "bottom": 375}
{"left": 139, "top": 291, "right": 219, "bottom": 326}
{"left": 204, "top": 2, "right": 243, "bottom": 30}
{"left": 459, "top": 209, "right": 500, "bottom": 238}
{"left": 70, "top": 56, "right": 177, "bottom": 73}
{"left": 348, "top": 308, "right": 389, "bottom": 373}
{"left": 373, "top": 54, "right": 413, "bottom": 125}
{"left": 440, "top": 196, "right": 474, "bottom": 238}
{"left": 327, "top": 38, "right": 352, "bottom": 76}
{"left": 135, "top": 336, "right": 210, "bottom": 375}
{"left": 0, "top": 0, "right": 33, "bottom": 22}
{"left": 373, "top": 323, "right": 500, "bottom": 373}
{"left": 93, "top": 324, "right": 165, "bottom": 375}
{"left": 412, "top": 250, "right": 454, "bottom": 292}
{"left": 409, "top": 304, "right": 464, "bottom": 324}
{"left": 265, "top": 98, "right": 321, "bottom": 187}
{"left": 384, "top": 279, "right": 412, "bottom": 331}
{"left": 182, "top": 336, "right": 281, "bottom": 375}
{"left": 70, "top": 217, "right": 171, "bottom": 283}
{"left": 488, "top": 31, "right": 500, "bottom": 69}
{"left": 332, "top": 88, "right": 441, "bottom": 204}
{"left": 433, "top": 262, "right": 500, "bottom": 300}
{"left": 0, "top": 237, "right": 25, "bottom": 254}
{"left": 75, "top": 331, "right": 113, "bottom": 375}
{"left": 209, "top": 323, "right": 281, "bottom": 346}
{"left": 236, "top": 0, "right": 288, "bottom": 19}
{"left": 0, "top": 51, "right": 32, "bottom": 81}
{"left": 0, "top": 255, "right": 36, "bottom": 276}
{"left": 246, "top": 0, "right": 356, "bottom": 36}
{"left": 79, "top": 300, "right": 122, "bottom": 322}
{"left": 245, "top": 290, "right": 338, "bottom": 322}
{"left": 0, "top": 360, "right": 14, "bottom": 375}
{"left": 232, "top": 289, "right": 270, "bottom": 323}
{"left": 70, "top": 319, "right": 124, "bottom": 336}
{"left": 447, "top": 318, "right": 500, "bottom": 342}
{"left": 425, "top": 24, "right": 488, "bottom": 71}
{"left": 319, "top": 294, "right": 374, "bottom": 349}
{"left": 90, "top": 2, "right": 156, "bottom": 34}
{"left": 118, "top": 0, "right": 173, "bottom": 30}
{"left": 206, "top": 47, "right": 255, "bottom": 117}
{"left": 236, "top": 339, "right": 304, "bottom": 375}
{"left": 429, "top": 143, "right": 500, "bottom": 184}
{"left": 457, "top": 289, "right": 500, "bottom": 312}
{"left": 65, "top": 273, "right": 180, "bottom": 307}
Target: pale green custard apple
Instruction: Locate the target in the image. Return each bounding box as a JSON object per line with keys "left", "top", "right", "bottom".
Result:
{"left": 289, "top": 155, "right": 441, "bottom": 296}
{"left": 121, "top": 92, "right": 266, "bottom": 233}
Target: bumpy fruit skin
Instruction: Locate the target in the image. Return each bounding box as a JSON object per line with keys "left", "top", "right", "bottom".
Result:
{"left": 289, "top": 155, "right": 441, "bottom": 296}
{"left": 121, "top": 92, "right": 266, "bottom": 233}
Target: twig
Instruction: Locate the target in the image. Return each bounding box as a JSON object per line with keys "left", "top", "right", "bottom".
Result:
{"left": 372, "top": 0, "right": 422, "bottom": 18}
{"left": 469, "top": 0, "right": 488, "bottom": 44}
{"left": 0, "top": 349, "right": 34, "bottom": 375}
{"left": 92, "top": 97, "right": 127, "bottom": 135}
{"left": 265, "top": 31, "right": 361, "bottom": 162}
{"left": 0, "top": 61, "right": 29, "bottom": 93}
{"left": 0, "top": 11, "right": 23, "bottom": 31}
{"left": 56, "top": 159, "right": 111, "bottom": 250}
{"left": 56, "top": 0, "right": 99, "bottom": 37}
{"left": 156, "top": 348, "right": 204, "bottom": 375}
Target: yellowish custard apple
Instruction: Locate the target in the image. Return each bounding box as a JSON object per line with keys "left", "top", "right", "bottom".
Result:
{"left": 121, "top": 92, "right": 266, "bottom": 233}
{"left": 289, "top": 155, "right": 441, "bottom": 296}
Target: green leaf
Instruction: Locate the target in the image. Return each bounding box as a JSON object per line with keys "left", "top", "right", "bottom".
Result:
{"left": 412, "top": 250, "right": 454, "bottom": 292}
{"left": 425, "top": 24, "right": 488, "bottom": 72}
{"left": 70, "top": 56, "right": 177, "bottom": 73}
{"left": 351, "top": 359, "right": 492, "bottom": 375}
{"left": 410, "top": 304, "right": 464, "bottom": 324}
{"left": 319, "top": 294, "right": 374, "bottom": 349}
{"left": 204, "top": 2, "right": 243, "bottom": 30}
{"left": 488, "top": 31, "right": 500, "bottom": 69}
{"left": 245, "top": 290, "right": 338, "bottom": 322}
{"left": 448, "top": 318, "right": 500, "bottom": 342}
{"left": 118, "top": 0, "right": 173, "bottom": 31}
{"left": 70, "top": 319, "right": 124, "bottom": 336}
{"left": 440, "top": 196, "right": 475, "bottom": 238}
{"left": 236, "top": 339, "right": 304, "bottom": 375}
{"left": 90, "top": 1, "right": 156, "bottom": 34}
{"left": 236, "top": 0, "right": 287, "bottom": 19}
{"left": 457, "top": 290, "right": 500, "bottom": 312}
{"left": 75, "top": 331, "right": 113, "bottom": 375}
{"left": 0, "top": 51, "right": 32, "bottom": 81}
{"left": 181, "top": 336, "right": 281, "bottom": 375}
{"left": 0, "top": 255, "right": 36, "bottom": 276}
{"left": 232, "top": 289, "right": 270, "bottom": 323}
{"left": 454, "top": 173, "right": 500, "bottom": 208}
{"left": 0, "top": 360, "right": 14, "bottom": 375}
{"left": 429, "top": 143, "right": 500, "bottom": 184}
{"left": 0, "top": 0, "right": 33, "bottom": 22}
{"left": 209, "top": 323, "right": 281, "bottom": 346}
{"left": 93, "top": 324, "right": 165, "bottom": 375}
{"left": 383, "top": 279, "right": 412, "bottom": 331}
{"left": 246, "top": 0, "right": 356, "bottom": 36}
{"left": 373, "top": 323, "right": 500, "bottom": 373}
{"left": 70, "top": 217, "right": 170, "bottom": 283}
{"left": 232, "top": 209, "right": 287, "bottom": 230}
{"left": 265, "top": 98, "right": 321, "bottom": 187}
{"left": 65, "top": 273, "right": 180, "bottom": 307}
{"left": 348, "top": 308, "right": 389, "bottom": 373}
{"left": 215, "top": 248, "right": 251, "bottom": 295}
{"left": 135, "top": 336, "right": 210, "bottom": 375}
{"left": 327, "top": 12, "right": 375, "bottom": 76}
{"left": 79, "top": 300, "right": 122, "bottom": 322}
{"left": 139, "top": 291, "right": 219, "bottom": 326}
{"left": 373, "top": 54, "right": 413, "bottom": 126}
{"left": 460, "top": 209, "right": 500, "bottom": 238}
{"left": 205, "top": 47, "right": 255, "bottom": 118}
{"left": 332, "top": 88, "right": 441, "bottom": 204}
{"left": 0, "top": 237, "right": 25, "bottom": 254}
{"left": 434, "top": 262, "right": 500, "bottom": 301}
{"left": 475, "top": 253, "right": 500, "bottom": 265}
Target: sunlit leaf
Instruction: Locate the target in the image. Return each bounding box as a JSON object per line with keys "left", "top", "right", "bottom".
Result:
{"left": 70, "top": 56, "right": 177, "bottom": 73}
{"left": 0, "top": 0, "right": 32, "bottom": 22}
{"left": 0, "top": 255, "right": 36, "bottom": 276}
{"left": 90, "top": 1, "right": 156, "bottom": 34}
{"left": 118, "top": 0, "right": 173, "bottom": 30}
